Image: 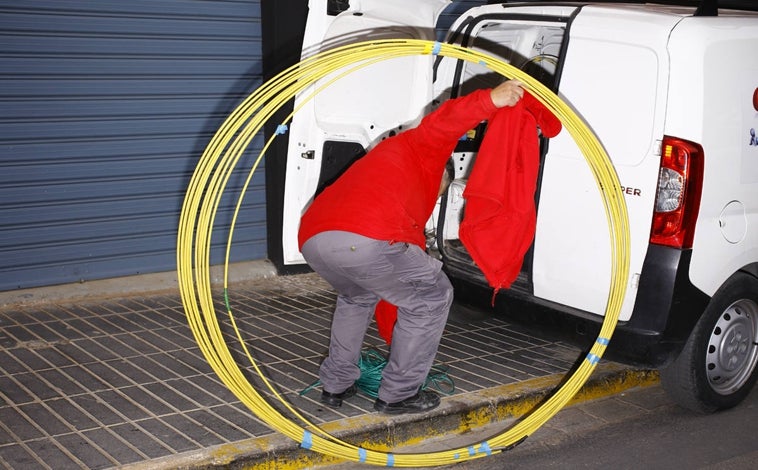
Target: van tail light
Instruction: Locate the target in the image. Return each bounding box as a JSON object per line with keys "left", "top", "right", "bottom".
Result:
{"left": 650, "top": 136, "right": 704, "bottom": 249}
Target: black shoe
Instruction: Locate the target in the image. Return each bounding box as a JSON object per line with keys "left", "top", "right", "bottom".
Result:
{"left": 373, "top": 390, "right": 440, "bottom": 415}
{"left": 320, "top": 384, "right": 357, "bottom": 408}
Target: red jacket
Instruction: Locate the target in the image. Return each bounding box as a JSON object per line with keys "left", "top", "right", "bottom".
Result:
{"left": 298, "top": 89, "right": 498, "bottom": 250}
{"left": 459, "top": 93, "right": 562, "bottom": 293}
{"left": 298, "top": 89, "right": 560, "bottom": 344}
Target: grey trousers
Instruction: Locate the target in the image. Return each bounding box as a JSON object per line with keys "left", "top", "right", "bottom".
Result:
{"left": 301, "top": 231, "right": 453, "bottom": 403}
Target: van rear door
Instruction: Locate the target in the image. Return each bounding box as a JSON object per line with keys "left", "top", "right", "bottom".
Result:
{"left": 281, "top": 0, "right": 449, "bottom": 265}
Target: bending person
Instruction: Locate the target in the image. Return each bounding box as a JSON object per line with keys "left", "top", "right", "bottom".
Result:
{"left": 298, "top": 80, "right": 525, "bottom": 415}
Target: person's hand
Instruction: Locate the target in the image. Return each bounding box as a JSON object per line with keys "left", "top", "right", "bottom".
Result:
{"left": 490, "top": 80, "right": 524, "bottom": 108}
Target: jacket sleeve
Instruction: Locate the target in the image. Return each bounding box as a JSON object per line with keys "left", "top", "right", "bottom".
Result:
{"left": 401, "top": 89, "right": 498, "bottom": 160}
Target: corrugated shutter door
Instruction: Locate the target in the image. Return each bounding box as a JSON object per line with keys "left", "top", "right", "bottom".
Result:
{"left": 0, "top": 1, "right": 265, "bottom": 290}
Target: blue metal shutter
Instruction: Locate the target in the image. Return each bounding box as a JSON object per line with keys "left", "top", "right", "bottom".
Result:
{"left": 0, "top": 0, "right": 264, "bottom": 290}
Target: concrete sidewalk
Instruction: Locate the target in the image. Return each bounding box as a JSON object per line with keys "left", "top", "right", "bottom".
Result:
{"left": 0, "top": 267, "right": 656, "bottom": 469}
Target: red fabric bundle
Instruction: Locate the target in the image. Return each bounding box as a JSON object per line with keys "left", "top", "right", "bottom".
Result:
{"left": 374, "top": 299, "right": 397, "bottom": 345}
{"left": 459, "top": 92, "right": 561, "bottom": 294}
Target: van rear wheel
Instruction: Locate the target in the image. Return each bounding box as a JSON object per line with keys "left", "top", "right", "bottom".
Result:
{"left": 660, "top": 272, "right": 758, "bottom": 413}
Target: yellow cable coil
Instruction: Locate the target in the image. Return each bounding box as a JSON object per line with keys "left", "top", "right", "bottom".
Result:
{"left": 177, "top": 39, "right": 630, "bottom": 466}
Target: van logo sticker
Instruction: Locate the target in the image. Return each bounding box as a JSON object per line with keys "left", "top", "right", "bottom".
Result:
{"left": 751, "top": 128, "right": 758, "bottom": 147}
{"left": 620, "top": 186, "right": 641, "bottom": 197}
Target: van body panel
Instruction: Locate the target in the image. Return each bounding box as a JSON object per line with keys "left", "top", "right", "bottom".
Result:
{"left": 664, "top": 17, "right": 758, "bottom": 296}
{"left": 533, "top": 7, "right": 679, "bottom": 321}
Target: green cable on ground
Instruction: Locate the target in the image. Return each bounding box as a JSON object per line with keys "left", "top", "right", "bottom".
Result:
{"left": 355, "top": 349, "right": 390, "bottom": 399}
{"left": 299, "top": 348, "right": 456, "bottom": 400}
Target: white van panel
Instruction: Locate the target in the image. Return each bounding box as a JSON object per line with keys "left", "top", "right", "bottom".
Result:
{"left": 281, "top": 0, "right": 448, "bottom": 264}
{"left": 532, "top": 7, "right": 679, "bottom": 321}
{"left": 666, "top": 18, "right": 758, "bottom": 296}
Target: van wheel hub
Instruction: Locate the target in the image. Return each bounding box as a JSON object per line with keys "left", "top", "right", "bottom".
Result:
{"left": 706, "top": 299, "right": 758, "bottom": 395}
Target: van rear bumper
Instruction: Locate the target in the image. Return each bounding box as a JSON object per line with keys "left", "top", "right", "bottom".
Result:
{"left": 621, "top": 245, "right": 710, "bottom": 365}
{"left": 447, "top": 245, "right": 710, "bottom": 368}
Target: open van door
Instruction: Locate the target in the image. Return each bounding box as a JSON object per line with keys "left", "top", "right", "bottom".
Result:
{"left": 281, "top": 0, "right": 450, "bottom": 265}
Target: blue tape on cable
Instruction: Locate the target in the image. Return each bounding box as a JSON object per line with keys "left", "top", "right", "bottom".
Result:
{"left": 586, "top": 353, "right": 600, "bottom": 364}
{"left": 479, "top": 442, "right": 492, "bottom": 456}
{"left": 276, "top": 124, "right": 288, "bottom": 135}
{"left": 468, "top": 446, "right": 476, "bottom": 456}
{"left": 454, "top": 453, "right": 461, "bottom": 460}
{"left": 387, "top": 454, "right": 395, "bottom": 467}
{"left": 359, "top": 448, "right": 367, "bottom": 463}
{"left": 597, "top": 337, "right": 610, "bottom": 346}
{"left": 432, "top": 41, "right": 442, "bottom": 55}
{"left": 301, "top": 430, "right": 313, "bottom": 449}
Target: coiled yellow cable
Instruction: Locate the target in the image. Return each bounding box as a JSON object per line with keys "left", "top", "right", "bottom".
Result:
{"left": 177, "top": 39, "right": 630, "bottom": 466}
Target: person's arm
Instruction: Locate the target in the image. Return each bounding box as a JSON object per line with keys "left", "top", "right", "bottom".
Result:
{"left": 402, "top": 80, "right": 524, "bottom": 157}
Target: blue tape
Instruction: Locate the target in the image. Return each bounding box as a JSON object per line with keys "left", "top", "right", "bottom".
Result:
{"left": 358, "top": 448, "right": 367, "bottom": 463}
{"left": 387, "top": 454, "right": 395, "bottom": 467}
{"left": 586, "top": 353, "right": 600, "bottom": 364}
{"left": 468, "top": 446, "right": 476, "bottom": 456}
{"left": 454, "top": 453, "right": 461, "bottom": 460}
{"left": 479, "top": 442, "right": 492, "bottom": 456}
{"left": 276, "top": 124, "right": 288, "bottom": 135}
{"left": 597, "top": 337, "right": 610, "bottom": 346}
{"left": 300, "top": 430, "right": 312, "bottom": 449}
{"left": 432, "top": 41, "right": 442, "bottom": 55}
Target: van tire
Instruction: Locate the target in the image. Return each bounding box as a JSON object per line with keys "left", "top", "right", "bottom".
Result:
{"left": 660, "top": 272, "right": 758, "bottom": 413}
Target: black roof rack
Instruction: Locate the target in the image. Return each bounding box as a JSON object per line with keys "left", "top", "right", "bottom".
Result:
{"left": 695, "top": 0, "right": 718, "bottom": 16}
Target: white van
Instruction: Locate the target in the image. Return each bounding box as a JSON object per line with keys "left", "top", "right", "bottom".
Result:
{"left": 280, "top": 0, "right": 758, "bottom": 412}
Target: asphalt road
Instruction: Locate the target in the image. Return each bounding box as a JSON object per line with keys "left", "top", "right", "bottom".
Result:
{"left": 325, "top": 382, "right": 758, "bottom": 469}
{"left": 438, "top": 384, "right": 758, "bottom": 470}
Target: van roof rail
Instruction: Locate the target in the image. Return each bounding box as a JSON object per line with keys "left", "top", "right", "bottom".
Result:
{"left": 695, "top": 0, "right": 717, "bottom": 16}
